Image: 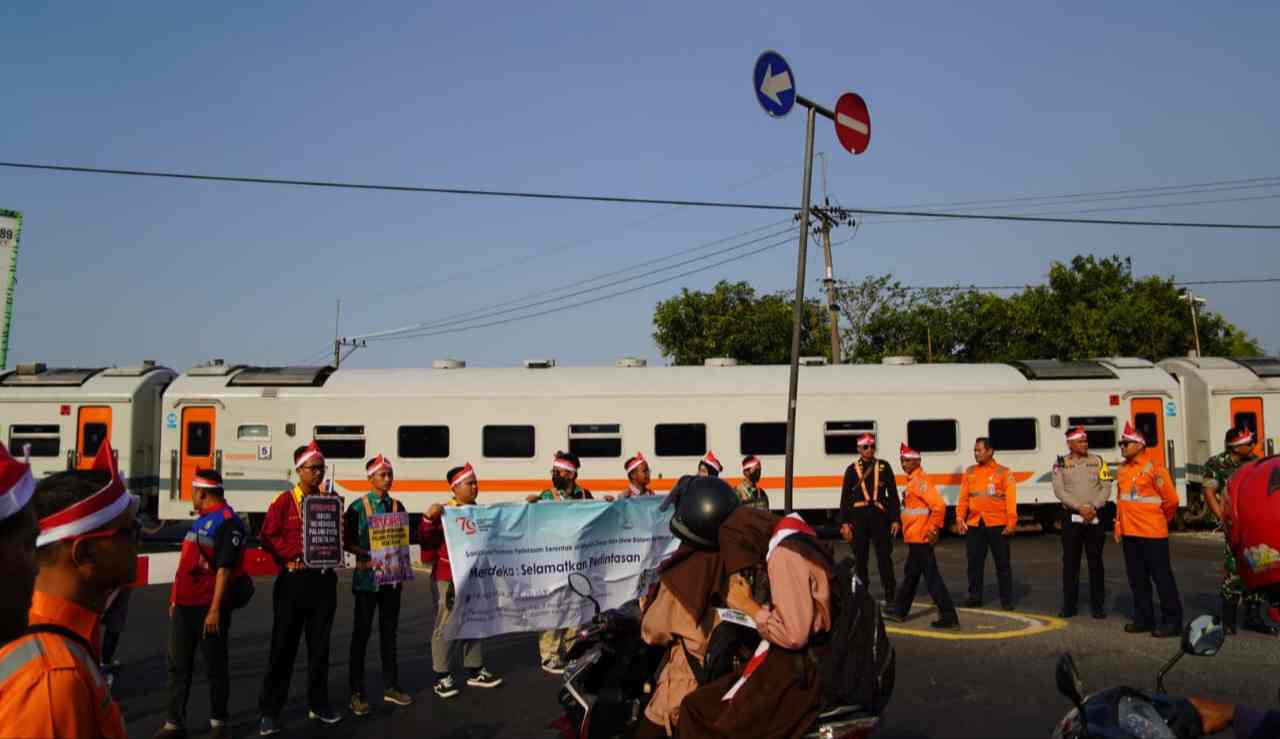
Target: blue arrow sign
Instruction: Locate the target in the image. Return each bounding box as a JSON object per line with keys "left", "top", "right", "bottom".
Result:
{"left": 753, "top": 50, "right": 796, "bottom": 118}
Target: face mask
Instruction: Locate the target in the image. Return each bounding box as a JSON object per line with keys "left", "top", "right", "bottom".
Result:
{"left": 553, "top": 474, "right": 571, "bottom": 491}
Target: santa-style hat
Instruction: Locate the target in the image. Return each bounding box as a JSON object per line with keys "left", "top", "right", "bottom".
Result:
{"left": 1228, "top": 427, "right": 1255, "bottom": 448}
{"left": 0, "top": 441, "right": 36, "bottom": 524}
{"left": 742, "top": 455, "right": 762, "bottom": 472}
{"left": 192, "top": 469, "right": 223, "bottom": 491}
{"left": 899, "top": 443, "right": 920, "bottom": 460}
{"left": 552, "top": 452, "right": 579, "bottom": 474}
{"left": 449, "top": 463, "right": 476, "bottom": 488}
{"left": 366, "top": 454, "right": 393, "bottom": 476}
{"left": 700, "top": 451, "right": 723, "bottom": 474}
{"left": 857, "top": 432, "right": 876, "bottom": 447}
{"left": 624, "top": 452, "right": 648, "bottom": 475}
{"left": 1065, "top": 426, "right": 1088, "bottom": 442}
{"left": 294, "top": 440, "right": 325, "bottom": 471}
{"left": 37, "top": 441, "right": 134, "bottom": 548}
{"left": 1120, "top": 422, "right": 1146, "bottom": 446}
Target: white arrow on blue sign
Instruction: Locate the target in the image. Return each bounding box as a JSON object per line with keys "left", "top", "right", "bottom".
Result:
{"left": 753, "top": 50, "right": 796, "bottom": 118}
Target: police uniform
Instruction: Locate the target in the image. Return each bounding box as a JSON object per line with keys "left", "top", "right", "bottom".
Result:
{"left": 1051, "top": 438, "right": 1112, "bottom": 617}
{"left": 839, "top": 451, "right": 901, "bottom": 602}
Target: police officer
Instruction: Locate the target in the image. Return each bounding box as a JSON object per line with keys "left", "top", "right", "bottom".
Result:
{"left": 1052, "top": 426, "right": 1113, "bottom": 619}
{"left": 839, "top": 432, "right": 900, "bottom": 604}
{"left": 1203, "top": 426, "right": 1273, "bottom": 635}
{"left": 1115, "top": 422, "right": 1183, "bottom": 638}
{"left": 957, "top": 437, "right": 1018, "bottom": 610}
{"left": 736, "top": 456, "right": 770, "bottom": 511}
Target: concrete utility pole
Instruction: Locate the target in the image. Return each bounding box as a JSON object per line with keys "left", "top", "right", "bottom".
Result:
{"left": 809, "top": 203, "right": 853, "bottom": 365}
{"left": 1181, "top": 290, "right": 1206, "bottom": 357}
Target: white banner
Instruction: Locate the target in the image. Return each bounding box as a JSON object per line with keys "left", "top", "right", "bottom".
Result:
{"left": 0, "top": 210, "right": 21, "bottom": 370}
{"left": 442, "top": 497, "right": 678, "bottom": 639}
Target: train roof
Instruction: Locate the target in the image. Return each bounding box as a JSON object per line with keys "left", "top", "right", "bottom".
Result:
{"left": 164, "top": 358, "right": 1179, "bottom": 399}
{"left": 1158, "top": 356, "right": 1280, "bottom": 392}
{"left": 0, "top": 362, "right": 176, "bottom": 401}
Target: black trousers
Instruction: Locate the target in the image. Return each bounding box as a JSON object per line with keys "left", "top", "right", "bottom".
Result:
{"left": 894, "top": 543, "right": 956, "bottom": 618}
{"left": 850, "top": 507, "right": 896, "bottom": 600}
{"left": 1062, "top": 520, "right": 1107, "bottom": 612}
{"left": 965, "top": 522, "right": 1013, "bottom": 604}
{"left": 349, "top": 586, "right": 403, "bottom": 696}
{"left": 258, "top": 570, "right": 338, "bottom": 717}
{"left": 1121, "top": 536, "right": 1183, "bottom": 628}
{"left": 167, "top": 604, "right": 232, "bottom": 725}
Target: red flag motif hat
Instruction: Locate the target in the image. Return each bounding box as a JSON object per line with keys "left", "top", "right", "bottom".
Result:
{"left": 365, "top": 453, "right": 393, "bottom": 476}
{"left": 624, "top": 452, "right": 648, "bottom": 475}
{"left": 449, "top": 462, "right": 476, "bottom": 488}
{"left": 0, "top": 441, "right": 35, "bottom": 523}
{"left": 899, "top": 443, "right": 921, "bottom": 460}
{"left": 37, "top": 441, "right": 133, "bottom": 547}
{"left": 700, "top": 451, "right": 723, "bottom": 474}
{"left": 1228, "top": 427, "right": 1256, "bottom": 448}
{"left": 1121, "top": 422, "right": 1146, "bottom": 446}
{"left": 741, "top": 455, "right": 761, "bottom": 472}
{"left": 294, "top": 440, "right": 325, "bottom": 471}
{"left": 1065, "top": 426, "right": 1088, "bottom": 442}
{"left": 857, "top": 432, "right": 876, "bottom": 447}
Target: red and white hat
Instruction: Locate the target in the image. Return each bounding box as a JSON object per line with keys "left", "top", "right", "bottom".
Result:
{"left": 624, "top": 452, "right": 648, "bottom": 475}
{"left": 449, "top": 463, "right": 476, "bottom": 488}
{"left": 857, "top": 433, "right": 876, "bottom": 448}
{"left": 1065, "top": 426, "right": 1088, "bottom": 442}
{"left": 366, "top": 454, "right": 393, "bottom": 476}
{"left": 0, "top": 441, "right": 35, "bottom": 524}
{"left": 294, "top": 440, "right": 325, "bottom": 471}
{"left": 192, "top": 470, "right": 223, "bottom": 490}
{"left": 552, "top": 453, "right": 579, "bottom": 474}
{"left": 1228, "top": 427, "right": 1256, "bottom": 448}
{"left": 700, "top": 451, "right": 723, "bottom": 474}
{"left": 742, "top": 455, "right": 762, "bottom": 472}
{"left": 1120, "top": 422, "right": 1146, "bottom": 446}
{"left": 899, "top": 443, "right": 920, "bottom": 460}
{"left": 37, "top": 441, "right": 134, "bottom": 548}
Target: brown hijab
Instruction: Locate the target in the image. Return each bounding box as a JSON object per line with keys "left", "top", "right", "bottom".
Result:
{"left": 719, "top": 507, "right": 780, "bottom": 575}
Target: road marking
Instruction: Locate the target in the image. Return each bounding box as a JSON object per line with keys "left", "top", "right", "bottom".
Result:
{"left": 885, "top": 608, "right": 1067, "bottom": 641}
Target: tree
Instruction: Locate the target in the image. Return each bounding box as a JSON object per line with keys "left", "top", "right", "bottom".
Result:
{"left": 652, "top": 280, "right": 830, "bottom": 365}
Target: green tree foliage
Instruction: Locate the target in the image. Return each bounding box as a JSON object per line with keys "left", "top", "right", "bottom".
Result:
{"left": 835, "top": 255, "right": 1263, "bottom": 363}
{"left": 652, "top": 280, "right": 830, "bottom": 365}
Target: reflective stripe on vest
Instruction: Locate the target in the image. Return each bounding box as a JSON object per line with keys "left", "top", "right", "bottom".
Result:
{"left": 0, "top": 638, "right": 45, "bottom": 683}
{"left": 1124, "top": 495, "right": 1165, "bottom": 505}
{"left": 902, "top": 507, "right": 931, "bottom": 516}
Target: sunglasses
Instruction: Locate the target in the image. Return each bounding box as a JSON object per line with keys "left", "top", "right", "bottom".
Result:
{"left": 858, "top": 444, "right": 876, "bottom": 450}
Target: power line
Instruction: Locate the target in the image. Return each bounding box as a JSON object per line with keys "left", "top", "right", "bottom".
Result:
{"left": 863, "top": 192, "right": 1280, "bottom": 226}
{"left": 3, "top": 160, "right": 1279, "bottom": 230}
{"left": 890, "top": 277, "right": 1280, "bottom": 292}
{"left": 879, "top": 175, "right": 1280, "bottom": 210}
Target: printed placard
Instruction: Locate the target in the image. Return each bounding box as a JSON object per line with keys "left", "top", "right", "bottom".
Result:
{"left": 302, "top": 495, "right": 343, "bottom": 568}
{"left": 368, "top": 511, "right": 413, "bottom": 586}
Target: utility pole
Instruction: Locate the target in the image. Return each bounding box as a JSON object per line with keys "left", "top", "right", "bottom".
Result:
{"left": 332, "top": 337, "right": 366, "bottom": 368}
{"left": 1181, "top": 290, "right": 1206, "bottom": 357}
{"left": 808, "top": 203, "right": 853, "bottom": 365}
{"left": 333, "top": 299, "right": 342, "bottom": 367}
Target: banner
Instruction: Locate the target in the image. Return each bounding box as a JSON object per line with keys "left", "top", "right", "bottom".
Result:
{"left": 443, "top": 497, "right": 678, "bottom": 640}
{"left": 302, "top": 495, "right": 343, "bottom": 568}
{"left": 368, "top": 511, "right": 413, "bottom": 586}
{"left": 0, "top": 210, "right": 21, "bottom": 370}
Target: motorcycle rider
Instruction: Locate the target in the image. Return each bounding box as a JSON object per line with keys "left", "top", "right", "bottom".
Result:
{"left": 635, "top": 476, "right": 741, "bottom": 738}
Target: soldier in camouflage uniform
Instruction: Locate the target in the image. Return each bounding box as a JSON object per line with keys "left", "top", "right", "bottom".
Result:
{"left": 1202, "top": 426, "right": 1275, "bottom": 635}
{"left": 735, "top": 455, "right": 771, "bottom": 511}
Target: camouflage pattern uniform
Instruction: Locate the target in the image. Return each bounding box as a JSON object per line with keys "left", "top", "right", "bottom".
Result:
{"left": 1203, "top": 450, "right": 1260, "bottom": 602}
{"left": 734, "top": 479, "right": 771, "bottom": 511}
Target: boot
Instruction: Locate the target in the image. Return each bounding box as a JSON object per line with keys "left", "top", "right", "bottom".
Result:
{"left": 1221, "top": 597, "right": 1239, "bottom": 636}
{"left": 1243, "top": 601, "right": 1279, "bottom": 636}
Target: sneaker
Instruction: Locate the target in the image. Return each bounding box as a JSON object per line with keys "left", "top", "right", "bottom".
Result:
{"left": 541, "top": 657, "right": 565, "bottom": 675}
{"left": 467, "top": 668, "right": 504, "bottom": 688}
{"left": 349, "top": 693, "right": 371, "bottom": 717}
{"left": 258, "top": 716, "right": 281, "bottom": 737}
{"left": 383, "top": 688, "right": 414, "bottom": 707}
{"left": 434, "top": 674, "right": 460, "bottom": 699}
{"left": 151, "top": 722, "right": 186, "bottom": 739}
{"left": 308, "top": 707, "right": 343, "bottom": 725}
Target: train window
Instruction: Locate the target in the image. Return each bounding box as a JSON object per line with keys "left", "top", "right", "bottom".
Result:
{"left": 9, "top": 424, "right": 60, "bottom": 457}
{"left": 655, "top": 424, "right": 706, "bottom": 457}
{"left": 1134, "top": 413, "right": 1160, "bottom": 448}
{"left": 483, "top": 425, "right": 536, "bottom": 458}
{"left": 568, "top": 424, "right": 622, "bottom": 458}
{"left": 1233, "top": 412, "right": 1258, "bottom": 438}
{"left": 907, "top": 420, "right": 957, "bottom": 453}
{"left": 1067, "top": 416, "right": 1116, "bottom": 449}
{"left": 399, "top": 425, "right": 450, "bottom": 458}
{"left": 824, "top": 420, "right": 877, "bottom": 455}
{"left": 313, "top": 425, "right": 366, "bottom": 459}
{"left": 237, "top": 424, "right": 270, "bottom": 440}
{"left": 740, "top": 423, "right": 787, "bottom": 456}
{"left": 988, "top": 418, "right": 1038, "bottom": 452}
{"left": 185, "top": 422, "right": 211, "bottom": 457}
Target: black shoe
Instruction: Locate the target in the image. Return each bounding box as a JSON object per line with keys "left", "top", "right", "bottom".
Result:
{"left": 882, "top": 608, "right": 907, "bottom": 623}
{"left": 962, "top": 597, "right": 983, "bottom": 608}
{"left": 1243, "top": 603, "right": 1280, "bottom": 636}
{"left": 1222, "top": 597, "right": 1240, "bottom": 636}
{"left": 151, "top": 723, "right": 187, "bottom": 739}
{"left": 1124, "top": 623, "right": 1153, "bottom": 634}
{"left": 1058, "top": 608, "right": 1078, "bottom": 619}
{"left": 1091, "top": 609, "right": 1107, "bottom": 620}
{"left": 931, "top": 616, "right": 960, "bottom": 629}
{"left": 1152, "top": 624, "right": 1180, "bottom": 639}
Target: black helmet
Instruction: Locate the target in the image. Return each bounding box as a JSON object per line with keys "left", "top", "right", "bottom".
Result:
{"left": 668, "top": 475, "right": 740, "bottom": 550}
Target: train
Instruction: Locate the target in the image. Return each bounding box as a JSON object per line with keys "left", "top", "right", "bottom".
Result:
{"left": 2, "top": 354, "right": 1277, "bottom": 532}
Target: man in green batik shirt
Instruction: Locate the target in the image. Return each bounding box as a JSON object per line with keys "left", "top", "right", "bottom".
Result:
{"left": 1202, "top": 426, "right": 1276, "bottom": 636}
{"left": 343, "top": 455, "right": 414, "bottom": 717}
{"left": 526, "top": 451, "right": 593, "bottom": 674}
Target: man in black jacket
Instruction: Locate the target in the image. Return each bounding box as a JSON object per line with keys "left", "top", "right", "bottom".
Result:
{"left": 839, "top": 432, "right": 901, "bottom": 604}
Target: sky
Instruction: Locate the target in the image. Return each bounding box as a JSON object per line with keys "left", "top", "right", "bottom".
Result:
{"left": 2, "top": 2, "right": 1278, "bottom": 371}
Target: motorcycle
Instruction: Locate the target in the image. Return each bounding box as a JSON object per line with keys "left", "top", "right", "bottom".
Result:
{"left": 1052, "top": 613, "right": 1227, "bottom": 739}
{"left": 553, "top": 573, "right": 883, "bottom": 739}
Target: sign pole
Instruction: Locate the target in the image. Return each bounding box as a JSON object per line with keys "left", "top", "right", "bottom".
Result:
{"left": 783, "top": 104, "right": 817, "bottom": 515}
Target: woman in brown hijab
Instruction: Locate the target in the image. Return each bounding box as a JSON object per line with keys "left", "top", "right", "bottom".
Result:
{"left": 677, "top": 508, "right": 834, "bottom": 739}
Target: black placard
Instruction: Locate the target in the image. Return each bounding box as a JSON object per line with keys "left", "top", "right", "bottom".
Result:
{"left": 302, "top": 495, "right": 343, "bottom": 569}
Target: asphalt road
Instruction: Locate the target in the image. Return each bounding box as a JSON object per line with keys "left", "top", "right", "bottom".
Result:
{"left": 111, "top": 532, "right": 1279, "bottom": 739}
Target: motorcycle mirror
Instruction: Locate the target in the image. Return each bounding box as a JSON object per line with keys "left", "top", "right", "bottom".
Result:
{"left": 1182, "top": 613, "right": 1226, "bottom": 657}
{"left": 568, "top": 572, "right": 601, "bottom": 618}
{"left": 1055, "top": 653, "right": 1085, "bottom": 706}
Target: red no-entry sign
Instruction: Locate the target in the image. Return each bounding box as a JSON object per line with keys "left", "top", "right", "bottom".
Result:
{"left": 834, "top": 92, "right": 871, "bottom": 155}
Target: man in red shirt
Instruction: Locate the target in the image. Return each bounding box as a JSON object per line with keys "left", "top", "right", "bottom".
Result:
{"left": 256, "top": 442, "right": 341, "bottom": 735}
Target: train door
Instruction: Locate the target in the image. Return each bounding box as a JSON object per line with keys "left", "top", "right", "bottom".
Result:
{"left": 76, "top": 406, "right": 112, "bottom": 469}
{"left": 1130, "top": 398, "right": 1167, "bottom": 469}
{"left": 179, "top": 407, "right": 216, "bottom": 502}
{"left": 1229, "top": 397, "right": 1266, "bottom": 458}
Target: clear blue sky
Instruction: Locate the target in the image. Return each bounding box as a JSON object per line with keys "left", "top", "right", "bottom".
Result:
{"left": 2, "top": 2, "right": 1277, "bottom": 370}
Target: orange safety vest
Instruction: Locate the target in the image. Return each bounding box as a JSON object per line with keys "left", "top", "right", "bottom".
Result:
{"left": 956, "top": 460, "right": 1018, "bottom": 528}
{"left": 1114, "top": 450, "right": 1178, "bottom": 539}
{"left": 0, "top": 591, "right": 128, "bottom": 738}
{"left": 900, "top": 468, "right": 946, "bottom": 544}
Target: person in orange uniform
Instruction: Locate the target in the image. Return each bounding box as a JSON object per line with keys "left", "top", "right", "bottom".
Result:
{"left": 0, "top": 441, "right": 39, "bottom": 646}
{"left": 0, "top": 442, "right": 137, "bottom": 739}
{"left": 957, "top": 437, "right": 1018, "bottom": 610}
{"left": 1114, "top": 422, "right": 1183, "bottom": 638}
{"left": 885, "top": 444, "right": 959, "bottom": 629}
{"left": 256, "top": 441, "right": 343, "bottom": 735}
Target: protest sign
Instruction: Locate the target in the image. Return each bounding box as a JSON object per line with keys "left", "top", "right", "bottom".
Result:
{"left": 368, "top": 511, "right": 413, "bottom": 586}
{"left": 302, "top": 495, "right": 343, "bottom": 568}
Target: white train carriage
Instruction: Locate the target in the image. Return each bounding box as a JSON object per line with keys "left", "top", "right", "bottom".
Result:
{"left": 0, "top": 361, "right": 176, "bottom": 508}
{"left": 157, "top": 356, "right": 1188, "bottom": 528}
